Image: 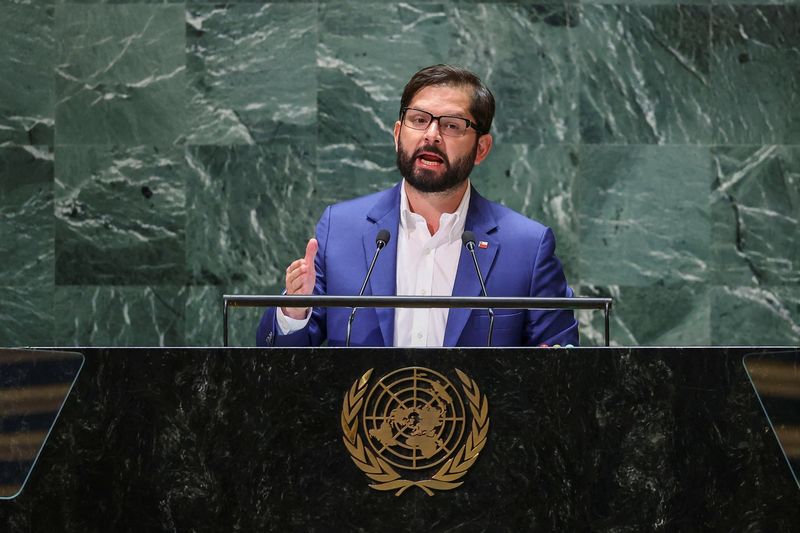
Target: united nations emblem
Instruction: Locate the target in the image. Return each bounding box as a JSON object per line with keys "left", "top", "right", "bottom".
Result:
{"left": 341, "top": 367, "right": 489, "bottom": 496}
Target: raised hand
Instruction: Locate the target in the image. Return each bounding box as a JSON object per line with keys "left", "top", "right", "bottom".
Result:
{"left": 282, "top": 238, "right": 318, "bottom": 319}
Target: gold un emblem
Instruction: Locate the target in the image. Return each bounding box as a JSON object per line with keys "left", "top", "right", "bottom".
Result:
{"left": 341, "top": 367, "right": 490, "bottom": 495}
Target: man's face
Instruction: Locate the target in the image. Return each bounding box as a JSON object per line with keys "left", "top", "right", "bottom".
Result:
{"left": 394, "top": 85, "right": 492, "bottom": 194}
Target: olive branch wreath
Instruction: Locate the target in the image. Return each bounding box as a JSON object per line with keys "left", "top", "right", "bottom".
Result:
{"left": 341, "top": 368, "right": 490, "bottom": 496}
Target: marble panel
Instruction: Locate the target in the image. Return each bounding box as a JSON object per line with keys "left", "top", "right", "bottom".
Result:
{"left": 711, "top": 286, "right": 800, "bottom": 346}
{"left": 575, "top": 5, "right": 712, "bottom": 144}
{"left": 447, "top": 3, "right": 578, "bottom": 144}
{"left": 185, "top": 3, "right": 316, "bottom": 144}
{"left": 577, "top": 145, "right": 711, "bottom": 287}
{"left": 0, "top": 5, "right": 54, "bottom": 146}
{"left": 711, "top": 146, "right": 799, "bottom": 286}
{"left": 54, "top": 5, "right": 186, "bottom": 145}
{"left": 0, "top": 287, "right": 53, "bottom": 347}
{"left": 317, "top": 143, "right": 400, "bottom": 206}
{"left": 577, "top": 284, "right": 710, "bottom": 347}
{"left": 716, "top": 0, "right": 800, "bottom": 4}
{"left": 319, "top": 3, "right": 576, "bottom": 146}
{"left": 185, "top": 285, "right": 275, "bottom": 347}
{"left": 58, "top": 0, "right": 184, "bottom": 4}
{"left": 711, "top": 6, "right": 800, "bottom": 144}
{"left": 185, "top": 285, "right": 223, "bottom": 347}
{"left": 573, "top": 0, "right": 712, "bottom": 5}
{"left": 54, "top": 145, "right": 187, "bottom": 285}
{"left": 318, "top": 2, "right": 452, "bottom": 146}
{"left": 471, "top": 143, "right": 579, "bottom": 282}
{"left": 53, "top": 286, "right": 185, "bottom": 346}
{"left": 0, "top": 146, "right": 54, "bottom": 287}
{"left": 185, "top": 143, "right": 318, "bottom": 289}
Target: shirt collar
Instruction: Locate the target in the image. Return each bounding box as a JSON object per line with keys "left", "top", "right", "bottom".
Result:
{"left": 399, "top": 179, "right": 471, "bottom": 243}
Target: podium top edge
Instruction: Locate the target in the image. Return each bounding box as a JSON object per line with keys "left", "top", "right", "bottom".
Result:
{"left": 222, "top": 294, "right": 612, "bottom": 310}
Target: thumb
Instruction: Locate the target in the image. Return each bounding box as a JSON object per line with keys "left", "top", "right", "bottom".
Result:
{"left": 304, "top": 238, "right": 318, "bottom": 264}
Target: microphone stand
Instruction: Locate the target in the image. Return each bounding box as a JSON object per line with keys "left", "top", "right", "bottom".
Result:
{"left": 462, "top": 232, "right": 494, "bottom": 347}
{"left": 346, "top": 231, "right": 390, "bottom": 347}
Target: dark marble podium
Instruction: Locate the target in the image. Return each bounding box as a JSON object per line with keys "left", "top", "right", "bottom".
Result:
{"left": 1, "top": 347, "right": 798, "bottom": 531}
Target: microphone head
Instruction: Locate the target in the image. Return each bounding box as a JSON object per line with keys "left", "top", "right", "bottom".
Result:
{"left": 376, "top": 229, "right": 391, "bottom": 247}
{"left": 461, "top": 230, "right": 476, "bottom": 247}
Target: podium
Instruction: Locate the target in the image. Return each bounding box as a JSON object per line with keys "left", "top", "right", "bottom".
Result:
{"left": 0, "top": 347, "right": 798, "bottom": 531}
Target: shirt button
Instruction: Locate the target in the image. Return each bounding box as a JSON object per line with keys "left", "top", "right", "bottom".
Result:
{"left": 421, "top": 289, "right": 427, "bottom": 295}
{"left": 422, "top": 248, "right": 430, "bottom": 255}
{"left": 417, "top": 332, "right": 423, "bottom": 339}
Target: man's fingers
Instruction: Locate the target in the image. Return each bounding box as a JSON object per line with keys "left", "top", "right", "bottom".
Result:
{"left": 285, "top": 239, "right": 317, "bottom": 296}
{"left": 304, "top": 238, "right": 319, "bottom": 265}
{"left": 287, "top": 277, "right": 303, "bottom": 293}
{"left": 286, "top": 261, "right": 308, "bottom": 280}
{"left": 287, "top": 272, "right": 309, "bottom": 293}
{"left": 286, "top": 263, "right": 306, "bottom": 279}
{"left": 286, "top": 258, "right": 304, "bottom": 272}
{"left": 286, "top": 266, "right": 306, "bottom": 291}
{"left": 286, "top": 261, "right": 315, "bottom": 294}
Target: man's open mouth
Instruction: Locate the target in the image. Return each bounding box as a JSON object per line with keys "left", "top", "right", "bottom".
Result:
{"left": 416, "top": 152, "right": 446, "bottom": 167}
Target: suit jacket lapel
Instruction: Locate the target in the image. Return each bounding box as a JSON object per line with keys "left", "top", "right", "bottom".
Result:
{"left": 362, "top": 183, "right": 401, "bottom": 345}
{"left": 444, "top": 188, "right": 499, "bottom": 346}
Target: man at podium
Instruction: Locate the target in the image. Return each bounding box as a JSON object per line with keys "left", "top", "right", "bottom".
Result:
{"left": 257, "top": 65, "right": 578, "bottom": 348}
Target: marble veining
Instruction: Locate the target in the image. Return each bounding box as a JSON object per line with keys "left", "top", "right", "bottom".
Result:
{"left": 0, "top": 146, "right": 54, "bottom": 287}
{"left": 576, "top": 5, "right": 712, "bottom": 145}
{"left": 576, "top": 145, "right": 711, "bottom": 287}
{"left": 54, "top": 145, "right": 187, "bottom": 285}
{"left": 54, "top": 5, "right": 186, "bottom": 145}
{"left": 1, "top": 2, "right": 799, "bottom": 347}
{"left": 577, "top": 283, "right": 711, "bottom": 347}
{"left": 711, "top": 146, "right": 799, "bottom": 286}
{"left": 318, "top": 2, "right": 452, "bottom": 146}
{"left": 185, "top": 3, "right": 316, "bottom": 144}
{"left": 712, "top": 286, "right": 800, "bottom": 345}
{"left": 0, "top": 287, "right": 54, "bottom": 347}
{"left": 185, "top": 143, "right": 317, "bottom": 289}
{"left": 710, "top": 6, "right": 800, "bottom": 144}
{"left": 0, "top": 5, "right": 54, "bottom": 146}
{"left": 54, "top": 286, "right": 185, "bottom": 346}
{"left": 448, "top": 3, "right": 577, "bottom": 145}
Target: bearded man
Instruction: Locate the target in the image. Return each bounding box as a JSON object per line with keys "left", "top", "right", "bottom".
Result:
{"left": 257, "top": 64, "right": 578, "bottom": 347}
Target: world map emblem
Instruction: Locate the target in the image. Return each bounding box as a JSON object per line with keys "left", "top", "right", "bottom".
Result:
{"left": 341, "top": 367, "right": 490, "bottom": 495}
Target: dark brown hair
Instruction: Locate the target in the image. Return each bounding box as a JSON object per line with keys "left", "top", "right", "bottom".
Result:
{"left": 400, "top": 64, "right": 495, "bottom": 135}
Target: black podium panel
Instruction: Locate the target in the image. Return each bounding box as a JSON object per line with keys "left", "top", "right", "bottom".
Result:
{"left": 0, "top": 347, "right": 797, "bottom": 531}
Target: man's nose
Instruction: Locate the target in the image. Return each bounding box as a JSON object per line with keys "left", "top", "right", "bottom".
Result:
{"left": 423, "top": 119, "right": 443, "bottom": 143}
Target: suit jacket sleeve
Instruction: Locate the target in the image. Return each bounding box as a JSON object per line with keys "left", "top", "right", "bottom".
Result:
{"left": 524, "top": 227, "right": 579, "bottom": 346}
{"left": 256, "top": 207, "right": 331, "bottom": 347}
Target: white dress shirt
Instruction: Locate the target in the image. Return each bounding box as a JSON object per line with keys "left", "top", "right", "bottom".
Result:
{"left": 393, "top": 181, "right": 469, "bottom": 346}
{"left": 276, "top": 180, "right": 471, "bottom": 347}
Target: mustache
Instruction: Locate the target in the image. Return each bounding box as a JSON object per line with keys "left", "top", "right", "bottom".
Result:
{"left": 413, "top": 145, "right": 449, "bottom": 165}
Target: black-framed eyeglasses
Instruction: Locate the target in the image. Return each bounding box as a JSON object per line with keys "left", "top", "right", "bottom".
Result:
{"left": 400, "top": 107, "right": 484, "bottom": 137}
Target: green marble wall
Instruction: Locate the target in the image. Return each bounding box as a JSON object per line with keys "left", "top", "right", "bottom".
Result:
{"left": 1, "top": 2, "right": 798, "bottom": 348}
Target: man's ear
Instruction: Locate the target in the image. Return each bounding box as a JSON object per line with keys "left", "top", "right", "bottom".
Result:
{"left": 393, "top": 121, "right": 401, "bottom": 151}
{"left": 474, "top": 134, "right": 493, "bottom": 165}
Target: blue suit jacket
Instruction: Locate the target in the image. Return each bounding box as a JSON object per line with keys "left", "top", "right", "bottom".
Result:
{"left": 257, "top": 183, "right": 578, "bottom": 347}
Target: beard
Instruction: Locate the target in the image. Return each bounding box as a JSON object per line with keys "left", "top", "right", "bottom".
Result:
{"left": 396, "top": 139, "right": 478, "bottom": 194}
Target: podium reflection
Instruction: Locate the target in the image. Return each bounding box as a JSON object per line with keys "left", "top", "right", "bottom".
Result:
{"left": 744, "top": 350, "right": 800, "bottom": 489}
{"left": 0, "top": 349, "right": 83, "bottom": 499}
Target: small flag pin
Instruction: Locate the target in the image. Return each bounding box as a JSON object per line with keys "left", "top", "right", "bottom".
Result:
{"left": 478, "top": 241, "right": 489, "bottom": 249}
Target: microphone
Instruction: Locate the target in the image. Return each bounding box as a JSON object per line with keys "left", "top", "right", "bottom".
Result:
{"left": 346, "top": 229, "right": 391, "bottom": 347}
{"left": 461, "top": 231, "right": 494, "bottom": 347}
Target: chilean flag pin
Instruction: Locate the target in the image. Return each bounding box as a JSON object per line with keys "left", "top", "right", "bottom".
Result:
{"left": 478, "top": 241, "right": 489, "bottom": 249}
